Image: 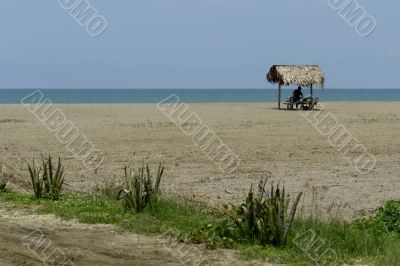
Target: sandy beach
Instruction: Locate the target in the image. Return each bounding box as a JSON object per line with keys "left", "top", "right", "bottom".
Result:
{"left": 1, "top": 102, "right": 399, "bottom": 219}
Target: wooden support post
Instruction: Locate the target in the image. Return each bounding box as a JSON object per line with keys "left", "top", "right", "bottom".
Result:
{"left": 310, "top": 84, "right": 313, "bottom": 98}
{"left": 278, "top": 83, "right": 281, "bottom": 109}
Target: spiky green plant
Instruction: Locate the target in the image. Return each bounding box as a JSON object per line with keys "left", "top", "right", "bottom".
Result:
{"left": 27, "top": 155, "right": 64, "bottom": 199}
{"left": 0, "top": 165, "right": 7, "bottom": 191}
{"left": 27, "top": 159, "right": 44, "bottom": 198}
{"left": 42, "top": 155, "right": 64, "bottom": 199}
{"left": 234, "top": 179, "right": 302, "bottom": 246}
{"left": 193, "top": 179, "right": 303, "bottom": 248}
{"left": 118, "top": 162, "right": 164, "bottom": 213}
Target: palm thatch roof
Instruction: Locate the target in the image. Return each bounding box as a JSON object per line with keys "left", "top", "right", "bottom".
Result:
{"left": 266, "top": 65, "right": 325, "bottom": 88}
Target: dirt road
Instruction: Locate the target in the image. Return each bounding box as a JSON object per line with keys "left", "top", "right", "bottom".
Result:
{"left": 0, "top": 204, "right": 270, "bottom": 266}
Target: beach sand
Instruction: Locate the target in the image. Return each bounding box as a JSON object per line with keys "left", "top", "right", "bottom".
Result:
{"left": 1, "top": 102, "right": 399, "bottom": 219}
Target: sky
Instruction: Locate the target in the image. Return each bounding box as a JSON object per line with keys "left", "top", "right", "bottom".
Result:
{"left": 0, "top": 0, "right": 399, "bottom": 89}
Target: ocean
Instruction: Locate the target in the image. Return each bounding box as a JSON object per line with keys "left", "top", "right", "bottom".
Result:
{"left": 0, "top": 89, "right": 399, "bottom": 104}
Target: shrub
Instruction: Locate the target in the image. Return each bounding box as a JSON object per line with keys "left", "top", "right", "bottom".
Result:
{"left": 356, "top": 200, "right": 400, "bottom": 234}
{"left": 233, "top": 180, "right": 302, "bottom": 246}
{"left": 196, "top": 219, "right": 238, "bottom": 249}
{"left": 195, "top": 179, "right": 303, "bottom": 247}
{"left": 374, "top": 200, "right": 400, "bottom": 233}
{"left": 27, "top": 155, "right": 65, "bottom": 199}
{"left": 118, "top": 162, "right": 164, "bottom": 213}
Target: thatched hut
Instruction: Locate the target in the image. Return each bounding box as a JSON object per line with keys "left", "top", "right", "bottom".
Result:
{"left": 266, "top": 65, "right": 325, "bottom": 109}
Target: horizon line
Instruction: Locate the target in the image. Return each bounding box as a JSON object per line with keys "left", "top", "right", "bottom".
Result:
{"left": 1, "top": 88, "right": 400, "bottom": 90}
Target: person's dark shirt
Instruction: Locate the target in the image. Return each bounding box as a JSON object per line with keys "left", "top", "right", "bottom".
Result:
{"left": 293, "top": 89, "right": 303, "bottom": 99}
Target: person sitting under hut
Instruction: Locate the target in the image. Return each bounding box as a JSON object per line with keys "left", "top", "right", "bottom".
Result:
{"left": 292, "top": 86, "right": 303, "bottom": 109}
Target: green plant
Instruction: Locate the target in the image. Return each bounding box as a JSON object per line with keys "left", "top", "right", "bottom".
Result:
{"left": 192, "top": 219, "right": 238, "bottom": 249}
{"left": 356, "top": 200, "right": 400, "bottom": 234}
{"left": 118, "top": 162, "right": 164, "bottom": 213}
{"left": 196, "top": 179, "right": 303, "bottom": 248}
{"left": 27, "top": 159, "right": 44, "bottom": 198}
{"left": 42, "top": 155, "right": 64, "bottom": 199}
{"left": 374, "top": 200, "right": 400, "bottom": 233}
{"left": 27, "top": 155, "right": 64, "bottom": 199}
{"left": 233, "top": 180, "right": 303, "bottom": 246}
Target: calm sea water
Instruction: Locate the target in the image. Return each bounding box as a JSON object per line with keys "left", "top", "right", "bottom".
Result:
{"left": 0, "top": 89, "right": 399, "bottom": 104}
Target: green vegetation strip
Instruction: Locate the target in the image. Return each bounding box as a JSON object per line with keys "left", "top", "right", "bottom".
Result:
{"left": 0, "top": 189, "right": 210, "bottom": 235}
{"left": 0, "top": 189, "right": 399, "bottom": 265}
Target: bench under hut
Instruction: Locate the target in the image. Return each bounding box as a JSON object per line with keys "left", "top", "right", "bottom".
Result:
{"left": 266, "top": 65, "right": 325, "bottom": 110}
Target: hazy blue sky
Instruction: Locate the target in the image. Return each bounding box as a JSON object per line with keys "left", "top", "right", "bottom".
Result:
{"left": 0, "top": 0, "right": 399, "bottom": 89}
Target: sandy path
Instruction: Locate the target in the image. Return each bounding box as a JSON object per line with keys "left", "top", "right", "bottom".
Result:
{"left": 0, "top": 203, "right": 271, "bottom": 266}
{"left": 0, "top": 208, "right": 182, "bottom": 265}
